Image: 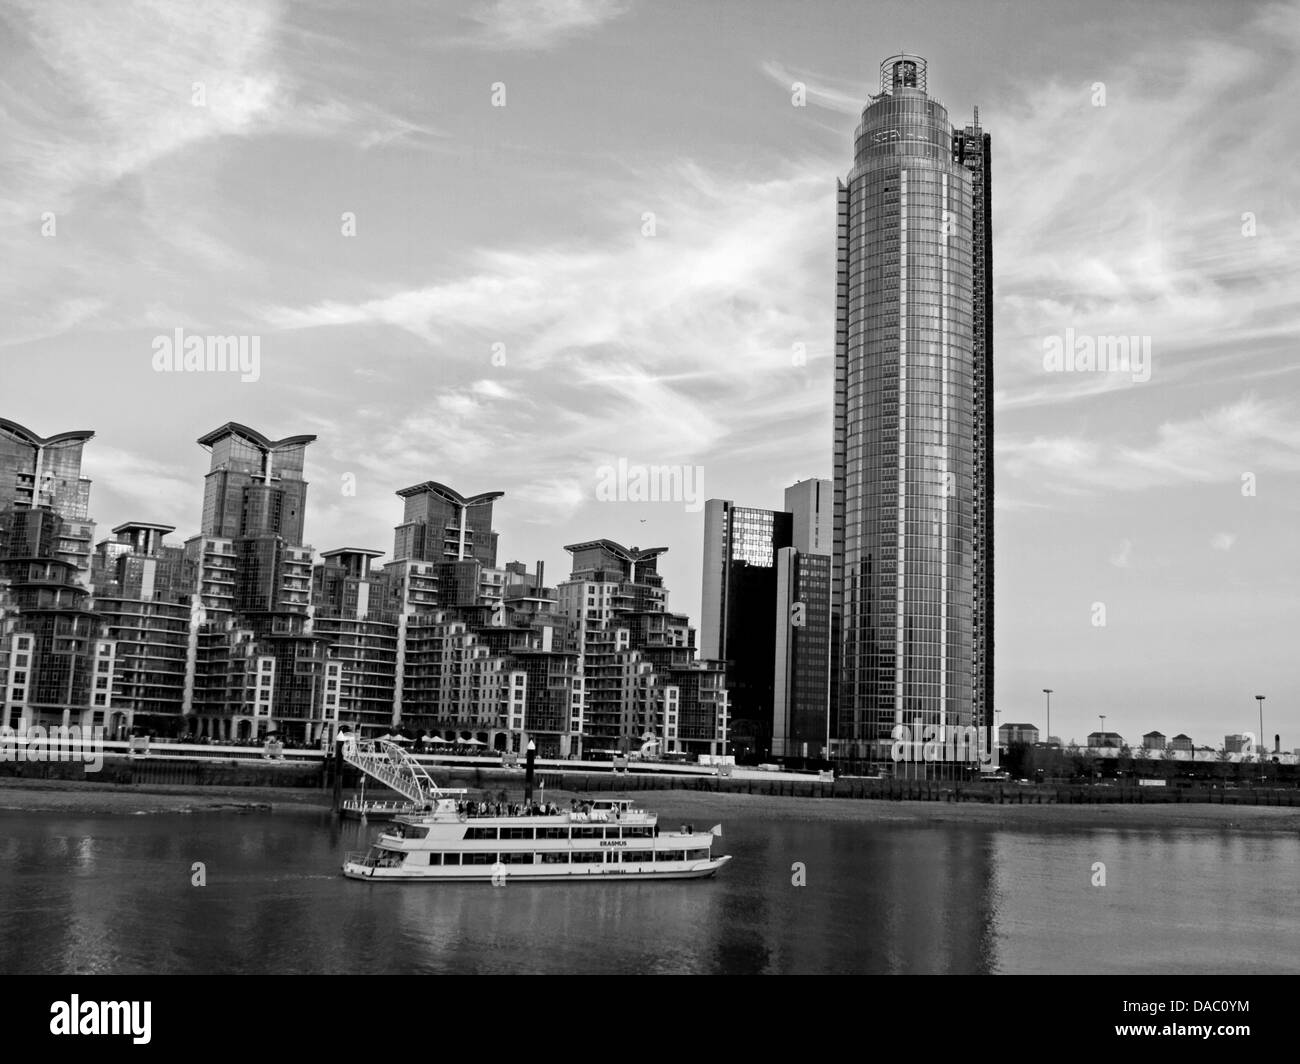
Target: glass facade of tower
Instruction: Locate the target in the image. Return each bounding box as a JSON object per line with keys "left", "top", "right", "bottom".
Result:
{"left": 834, "top": 56, "right": 991, "bottom": 767}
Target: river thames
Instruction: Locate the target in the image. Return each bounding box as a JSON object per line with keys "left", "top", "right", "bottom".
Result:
{"left": 1, "top": 793, "right": 1296, "bottom": 974}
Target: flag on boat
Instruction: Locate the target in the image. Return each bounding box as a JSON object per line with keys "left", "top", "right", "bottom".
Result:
{"left": 710, "top": 824, "right": 722, "bottom": 836}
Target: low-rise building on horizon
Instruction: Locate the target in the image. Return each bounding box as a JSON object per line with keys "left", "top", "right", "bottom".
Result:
{"left": 999, "top": 722, "right": 1039, "bottom": 746}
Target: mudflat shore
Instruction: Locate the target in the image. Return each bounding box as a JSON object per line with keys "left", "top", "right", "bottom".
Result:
{"left": 1, "top": 777, "right": 1298, "bottom": 833}
{"left": 0, "top": 777, "right": 328, "bottom": 815}
{"left": 641, "top": 790, "right": 1300, "bottom": 833}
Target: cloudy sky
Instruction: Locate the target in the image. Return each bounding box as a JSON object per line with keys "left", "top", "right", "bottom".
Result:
{"left": 2, "top": 0, "right": 1298, "bottom": 747}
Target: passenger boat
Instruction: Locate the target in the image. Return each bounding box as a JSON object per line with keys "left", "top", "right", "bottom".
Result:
{"left": 342, "top": 791, "right": 731, "bottom": 882}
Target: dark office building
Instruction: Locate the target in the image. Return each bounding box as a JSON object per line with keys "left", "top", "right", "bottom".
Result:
{"left": 833, "top": 55, "right": 994, "bottom": 768}
{"left": 700, "top": 500, "right": 793, "bottom": 761}
{"left": 773, "top": 547, "right": 831, "bottom": 761}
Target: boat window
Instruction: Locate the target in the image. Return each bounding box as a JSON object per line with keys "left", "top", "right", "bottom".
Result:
{"left": 658, "top": 850, "right": 685, "bottom": 861}
{"left": 572, "top": 826, "right": 602, "bottom": 839}
{"left": 536, "top": 827, "right": 569, "bottom": 840}
{"left": 462, "top": 853, "right": 496, "bottom": 865}
{"left": 602, "top": 826, "right": 621, "bottom": 838}
{"left": 500, "top": 827, "right": 535, "bottom": 840}
{"left": 443, "top": 853, "right": 461, "bottom": 866}
{"left": 404, "top": 826, "right": 429, "bottom": 840}
{"left": 428, "top": 853, "right": 443, "bottom": 866}
{"left": 686, "top": 849, "right": 710, "bottom": 860}
{"left": 541, "top": 852, "right": 569, "bottom": 864}
{"left": 501, "top": 852, "right": 534, "bottom": 864}
{"left": 464, "top": 827, "right": 498, "bottom": 840}
{"left": 623, "top": 826, "right": 652, "bottom": 838}
{"left": 571, "top": 851, "right": 604, "bottom": 864}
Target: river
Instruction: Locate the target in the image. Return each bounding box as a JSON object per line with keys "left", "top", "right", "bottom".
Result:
{"left": 0, "top": 793, "right": 1296, "bottom": 974}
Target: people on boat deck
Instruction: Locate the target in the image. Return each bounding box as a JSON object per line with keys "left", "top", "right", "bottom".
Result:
{"left": 450, "top": 799, "right": 566, "bottom": 818}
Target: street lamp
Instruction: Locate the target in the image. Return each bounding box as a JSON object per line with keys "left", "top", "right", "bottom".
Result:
{"left": 1042, "top": 689, "right": 1053, "bottom": 746}
{"left": 1098, "top": 714, "right": 1107, "bottom": 778}
{"left": 1255, "top": 695, "right": 1266, "bottom": 774}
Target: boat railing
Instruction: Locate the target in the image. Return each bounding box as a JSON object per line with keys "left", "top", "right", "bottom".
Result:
{"left": 569, "top": 810, "right": 650, "bottom": 823}
{"left": 343, "top": 850, "right": 375, "bottom": 868}
{"left": 342, "top": 799, "right": 422, "bottom": 812}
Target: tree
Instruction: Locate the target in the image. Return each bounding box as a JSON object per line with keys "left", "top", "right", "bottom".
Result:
{"left": 1004, "top": 741, "right": 1030, "bottom": 778}
{"left": 1065, "top": 740, "right": 1085, "bottom": 779}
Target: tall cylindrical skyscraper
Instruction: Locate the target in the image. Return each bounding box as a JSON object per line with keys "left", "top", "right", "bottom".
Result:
{"left": 833, "top": 56, "right": 993, "bottom": 769}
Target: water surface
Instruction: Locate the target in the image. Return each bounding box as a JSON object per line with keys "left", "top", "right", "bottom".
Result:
{"left": 0, "top": 797, "right": 1295, "bottom": 974}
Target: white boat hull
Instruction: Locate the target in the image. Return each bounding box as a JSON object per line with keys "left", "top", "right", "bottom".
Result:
{"left": 343, "top": 855, "right": 731, "bottom": 882}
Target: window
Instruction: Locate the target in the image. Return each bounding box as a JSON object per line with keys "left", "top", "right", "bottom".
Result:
{"left": 571, "top": 851, "right": 604, "bottom": 864}
{"left": 541, "top": 852, "right": 569, "bottom": 864}
{"left": 537, "top": 827, "right": 568, "bottom": 840}
{"left": 427, "top": 853, "right": 443, "bottom": 866}
{"left": 441, "top": 853, "right": 460, "bottom": 866}
{"left": 464, "top": 827, "right": 498, "bottom": 840}
{"left": 501, "top": 852, "right": 534, "bottom": 865}
{"left": 462, "top": 852, "right": 496, "bottom": 865}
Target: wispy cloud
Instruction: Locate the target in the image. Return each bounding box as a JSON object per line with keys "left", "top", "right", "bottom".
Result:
{"left": 80, "top": 444, "right": 194, "bottom": 528}
{"left": 263, "top": 158, "right": 831, "bottom": 485}
{"left": 989, "top": 6, "right": 1300, "bottom": 407}
{"left": 454, "top": 0, "right": 632, "bottom": 50}
{"left": 0, "top": 0, "right": 286, "bottom": 223}
{"left": 759, "top": 60, "right": 869, "bottom": 114}
{"left": 999, "top": 396, "right": 1300, "bottom": 496}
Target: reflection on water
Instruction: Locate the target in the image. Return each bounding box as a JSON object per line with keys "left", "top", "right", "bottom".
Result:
{"left": 0, "top": 800, "right": 1296, "bottom": 974}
